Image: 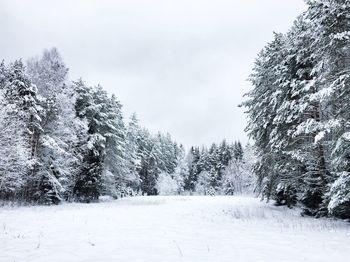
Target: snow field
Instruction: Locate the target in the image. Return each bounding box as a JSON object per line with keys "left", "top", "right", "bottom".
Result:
{"left": 1, "top": 196, "right": 349, "bottom": 262}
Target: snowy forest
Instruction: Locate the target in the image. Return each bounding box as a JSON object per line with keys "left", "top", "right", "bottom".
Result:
{"left": 0, "top": 1, "right": 350, "bottom": 223}
{"left": 2, "top": 1, "right": 350, "bottom": 261}
{"left": 0, "top": 49, "right": 254, "bottom": 204}
{"left": 243, "top": 0, "right": 350, "bottom": 219}
{"left": 1, "top": 0, "right": 350, "bottom": 222}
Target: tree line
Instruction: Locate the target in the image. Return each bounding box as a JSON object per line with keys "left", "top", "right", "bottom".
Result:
{"left": 156, "top": 140, "right": 255, "bottom": 196}
{"left": 243, "top": 0, "right": 350, "bottom": 219}
{"left": 0, "top": 48, "right": 254, "bottom": 204}
{"left": 0, "top": 49, "right": 183, "bottom": 204}
{"left": 182, "top": 141, "right": 255, "bottom": 196}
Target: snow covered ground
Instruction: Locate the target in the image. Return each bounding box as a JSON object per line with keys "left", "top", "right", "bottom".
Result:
{"left": 1, "top": 196, "right": 349, "bottom": 262}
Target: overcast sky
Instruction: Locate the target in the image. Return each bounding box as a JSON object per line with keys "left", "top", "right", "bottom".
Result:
{"left": 0, "top": 0, "right": 307, "bottom": 148}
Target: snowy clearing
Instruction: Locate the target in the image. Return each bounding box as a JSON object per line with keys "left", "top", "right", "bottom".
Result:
{"left": 1, "top": 196, "right": 349, "bottom": 262}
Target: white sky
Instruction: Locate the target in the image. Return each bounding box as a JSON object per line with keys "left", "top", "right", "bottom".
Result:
{"left": 0, "top": 0, "right": 307, "bottom": 148}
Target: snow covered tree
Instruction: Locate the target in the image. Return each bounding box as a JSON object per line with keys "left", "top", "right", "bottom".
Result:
{"left": 328, "top": 172, "right": 350, "bottom": 219}
{"left": 27, "top": 48, "right": 68, "bottom": 97}
{"left": 244, "top": 0, "right": 350, "bottom": 218}
{"left": 156, "top": 172, "right": 183, "bottom": 196}
{"left": 124, "top": 113, "right": 142, "bottom": 190}
{"left": 136, "top": 128, "right": 156, "bottom": 195}
{"left": 73, "top": 83, "right": 130, "bottom": 201}
{"left": 101, "top": 94, "right": 128, "bottom": 198}
{"left": 172, "top": 144, "right": 188, "bottom": 195}
{"left": 304, "top": 0, "right": 350, "bottom": 218}
{"left": 243, "top": 32, "right": 288, "bottom": 201}
{"left": 222, "top": 144, "right": 256, "bottom": 195}
{"left": 156, "top": 143, "right": 187, "bottom": 195}
{"left": 218, "top": 139, "right": 233, "bottom": 167}
{"left": 233, "top": 141, "right": 243, "bottom": 161}
{"left": 0, "top": 60, "right": 42, "bottom": 201}
{"left": 0, "top": 62, "right": 30, "bottom": 200}
{"left": 184, "top": 146, "right": 201, "bottom": 192}
{"left": 135, "top": 129, "right": 182, "bottom": 195}
{"left": 195, "top": 170, "right": 215, "bottom": 195}
{"left": 73, "top": 80, "right": 104, "bottom": 202}
{"left": 26, "top": 48, "right": 80, "bottom": 204}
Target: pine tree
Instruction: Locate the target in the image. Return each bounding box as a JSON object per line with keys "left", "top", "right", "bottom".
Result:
{"left": 305, "top": 0, "right": 350, "bottom": 217}
{"left": 27, "top": 48, "right": 68, "bottom": 97}
{"left": 243, "top": 33, "right": 288, "bottom": 202}
{"left": 233, "top": 141, "right": 244, "bottom": 161}
{"left": 125, "top": 113, "right": 142, "bottom": 191}
{"left": 2, "top": 60, "right": 42, "bottom": 201}
{"left": 0, "top": 62, "right": 29, "bottom": 200}
{"left": 26, "top": 48, "right": 78, "bottom": 204}
{"left": 101, "top": 94, "right": 128, "bottom": 198}
{"left": 73, "top": 81, "right": 105, "bottom": 202}
{"left": 218, "top": 139, "right": 233, "bottom": 167}
{"left": 244, "top": 0, "right": 350, "bottom": 218}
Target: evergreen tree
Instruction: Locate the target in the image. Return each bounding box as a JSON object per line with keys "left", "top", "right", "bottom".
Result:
{"left": 0, "top": 62, "right": 30, "bottom": 200}
{"left": 73, "top": 81, "right": 105, "bottom": 202}
{"left": 26, "top": 48, "right": 79, "bottom": 204}
{"left": 101, "top": 94, "right": 128, "bottom": 198}
{"left": 125, "top": 113, "right": 142, "bottom": 190}
{"left": 2, "top": 60, "right": 42, "bottom": 201}
{"left": 306, "top": 0, "right": 350, "bottom": 217}
{"left": 27, "top": 48, "right": 69, "bottom": 97}
{"left": 233, "top": 141, "right": 243, "bottom": 161}
{"left": 244, "top": 0, "right": 350, "bottom": 218}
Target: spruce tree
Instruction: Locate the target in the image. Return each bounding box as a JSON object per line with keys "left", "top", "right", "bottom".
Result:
{"left": 3, "top": 60, "right": 42, "bottom": 201}
{"left": 73, "top": 81, "right": 104, "bottom": 202}
{"left": 26, "top": 48, "right": 78, "bottom": 204}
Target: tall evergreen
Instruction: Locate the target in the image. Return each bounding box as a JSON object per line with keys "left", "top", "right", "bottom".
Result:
{"left": 2, "top": 60, "right": 42, "bottom": 201}
{"left": 26, "top": 48, "right": 78, "bottom": 204}
{"left": 0, "top": 61, "right": 30, "bottom": 200}
{"left": 73, "top": 81, "right": 104, "bottom": 202}
{"left": 244, "top": 0, "right": 350, "bottom": 218}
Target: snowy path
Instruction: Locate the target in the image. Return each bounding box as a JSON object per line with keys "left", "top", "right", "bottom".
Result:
{"left": 0, "top": 196, "right": 349, "bottom": 262}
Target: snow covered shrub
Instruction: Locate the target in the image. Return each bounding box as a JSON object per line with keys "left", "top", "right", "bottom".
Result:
{"left": 221, "top": 145, "right": 256, "bottom": 195}
{"left": 328, "top": 172, "right": 350, "bottom": 219}
{"left": 222, "top": 160, "right": 244, "bottom": 195}
{"left": 39, "top": 178, "right": 64, "bottom": 205}
{"left": 194, "top": 171, "right": 212, "bottom": 195}
{"left": 206, "top": 187, "right": 216, "bottom": 196}
{"left": 156, "top": 173, "right": 182, "bottom": 196}
{"left": 275, "top": 183, "right": 297, "bottom": 208}
{"left": 101, "top": 170, "right": 119, "bottom": 199}
{"left": 117, "top": 186, "right": 138, "bottom": 198}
